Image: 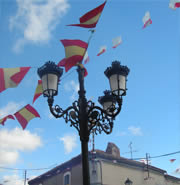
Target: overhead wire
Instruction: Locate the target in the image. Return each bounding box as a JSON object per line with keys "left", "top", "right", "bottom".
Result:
{"left": 0, "top": 163, "right": 57, "bottom": 171}
{"left": 132, "top": 150, "right": 180, "bottom": 160}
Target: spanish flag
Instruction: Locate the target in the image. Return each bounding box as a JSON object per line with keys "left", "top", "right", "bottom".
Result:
{"left": 170, "top": 159, "right": 176, "bottom": 163}
{"left": 97, "top": 46, "right": 106, "bottom": 56}
{"left": 175, "top": 1, "right": 180, "bottom": 7}
{"left": 142, "top": 11, "right": 152, "bottom": 29}
{"left": 77, "top": 63, "right": 88, "bottom": 77}
{"left": 14, "top": 104, "right": 40, "bottom": 130}
{"left": 33, "top": 80, "right": 43, "bottom": 104}
{"left": 58, "top": 39, "right": 88, "bottom": 72}
{"left": 0, "top": 115, "right": 15, "bottom": 126}
{"left": 0, "top": 67, "right": 31, "bottom": 93}
{"left": 67, "top": 1, "right": 106, "bottom": 28}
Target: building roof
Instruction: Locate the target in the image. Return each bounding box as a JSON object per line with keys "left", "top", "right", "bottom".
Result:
{"left": 28, "top": 145, "right": 180, "bottom": 184}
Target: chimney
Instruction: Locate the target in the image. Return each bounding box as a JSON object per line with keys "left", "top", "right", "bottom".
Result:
{"left": 106, "top": 142, "right": 120, "bottom": 158}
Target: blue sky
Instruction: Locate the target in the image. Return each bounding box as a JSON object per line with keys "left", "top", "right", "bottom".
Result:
{"left": 0, "top": 0, "right": 180, "bottom": 184}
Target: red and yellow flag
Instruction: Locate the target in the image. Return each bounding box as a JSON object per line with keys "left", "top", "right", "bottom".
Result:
{"left": 67, "top": 1, "right": 106, "bottom": 28}
{"left": 170, "top": 159, "right": 176, "bottom": 163}
{"left": 175, "top": 2, "right": 180, "bottom": 7}
{"left": 14, "top": 104, "right": 40, "bottom": 130}
{"left": 58, "top": 39, "right": 88, "bottom": 72}
{"left": 33, "top": 80, "right": 43, "bottom": 104}
{"left": 77, "top": 63, "right": 88, "bottom": 77}
{"left": 0, "top": 115, "right": 15, "bottom": 126}
{"left": 0, "top": 67, "right": 31, "bottom": 93}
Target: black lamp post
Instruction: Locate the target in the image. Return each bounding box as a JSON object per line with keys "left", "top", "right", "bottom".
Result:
{"left": 124, "top": 178, "right": 133, "bottom": 185}
{"left": 37, "top": 60, "right": 129, "bottom": 185}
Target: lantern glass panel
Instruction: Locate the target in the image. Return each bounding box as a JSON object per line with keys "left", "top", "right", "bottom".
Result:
{"left": 42, "top": 74, "right": 48, "bottom": 92}
{"left": 103, "top": 101, "right": 114, "bottom": 111}
{"left": 42, "top": 73, "right": 58, "bottom": 97}
{"left": 47, "top": 73, "right": 58, "bottom": 91}
{"left": 109, "top": 74, "right": 126, "bottom": 96}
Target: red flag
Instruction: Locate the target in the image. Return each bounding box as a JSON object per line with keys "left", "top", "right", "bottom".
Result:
{"left": 175, "top": 168, "right": 180, "bottom": 173}
{"left": 97, "top": 46, "right": 106, "bottom": 56}
{"left": 142, "top": 11, "right": 152, "bottom": 29}
{"left": 58, "top": 39, "right": 88, "bottom": 72}
{"left": 112, "top": 36, "right": 122, "bottom": 48}
{"left": 67, "top": 1, "right": 106, "bottom": 28}
{"left": 175, "top": 2, "right": 180, "bottom": 7}
{"left": 14, "top": 104, "right": 40, "bottom": 130}
{"left": 169, "top": 0, "right": 180, "bottom": 9}
{"left": 77, "top": 64, "right": 88, "bottom": 77}
{"left": 33, "top": 80, "right": 43, "bottom": 103}
{"left": 0, "top": 115, "right": 15, "bottom": 126}
{"left": 0, "top": 67, "right": 31, "bottom": 93}
{"left": 170, "top": 159, "right": 176, "bottom": 163}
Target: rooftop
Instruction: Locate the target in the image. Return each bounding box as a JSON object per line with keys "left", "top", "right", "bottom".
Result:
{"left": 28, "top": 143, "right": 180, "bottom": 184}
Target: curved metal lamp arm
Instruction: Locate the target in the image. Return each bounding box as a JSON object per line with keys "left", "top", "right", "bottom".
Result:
{"left": 87, "top": 98, "right": 122, "bottom": 135}
{"left": 87, "top": 96, "right": 122, "bottom": 118}
{"left": 48, "top": 100, "right": 80, "bottom": 133}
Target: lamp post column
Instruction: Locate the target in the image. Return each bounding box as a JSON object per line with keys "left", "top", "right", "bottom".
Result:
{"left": 77, "top": 66, "right": 90, "bottom": 185}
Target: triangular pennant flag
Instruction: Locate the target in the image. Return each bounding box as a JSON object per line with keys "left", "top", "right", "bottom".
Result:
{"left": 170, "top": 159, "right": 176, "bottom": 163}
{"left": 175, "top": 168, "right": 180, "bottom": 173}
{"left": 0, "top": 115, "right": 15, "bottom": 126}
{"left": 142, "top": 11, "right": 152, "bottom": 29}
{"left": 169, "top": 0, "right": 180, "bottom": 9}
{"left": 58, "top": 39, "right": 88, "bottom": 72}
{"left": 77, "top": 63, "right": 88, "bottom": 77}
{"left": 14, "top": 104, "right": 40, "bottom": 130}
{"left": 33, "top": 80, "right": 43, "bottom": 103}
{"left": 67, "top": 1, "right": 106, "bottom": 28}
{"left": 139, "top": 159, "right": 151, "bottom": 164}
{"left": 97, "top": 46, "right": 106, "bottom": 56}
{"left": 0, "top": 67, "right": 31, "bottom": 93}
{"left": 112, "top": 36, "right": 122, "bottom": 48}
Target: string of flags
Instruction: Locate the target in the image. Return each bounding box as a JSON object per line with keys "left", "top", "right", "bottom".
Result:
{"left": 0, "top": 104, "right": 40, "bottom": 130}
{"left": 67, "top": 1, "right": 106, "bottom": 28}
{"left": 0, "top": 0, "right": 180, "bottom": 133}
{"left": 58, "top": 39, "right": 89, "bottom": 72}
{"left": 0, "top": 67, "right": 31, "bottom": 93}
{"left": 0, "top": 1, "right": 107, "bottom": 129}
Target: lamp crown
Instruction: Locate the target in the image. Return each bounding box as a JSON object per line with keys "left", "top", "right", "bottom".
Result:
{"left": 37, "top": 61, "right": 63, "bottom": 79}
{"left": 104, "top": 61, "right": 130, "bottom": 78}
{"left": 98, "top": 90, "right": 116, "bottom": 105}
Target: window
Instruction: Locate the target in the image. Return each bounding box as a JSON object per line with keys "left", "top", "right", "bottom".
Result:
{"left": 63, "top": 171, "right": 71, "bottom": 185}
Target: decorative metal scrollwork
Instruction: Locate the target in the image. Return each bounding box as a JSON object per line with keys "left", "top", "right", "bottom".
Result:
{"left": 49, "top": 96, "right": 122, "bottom": 136}
{"left": 49, "top": 101, "right": 80, "bottom": 133}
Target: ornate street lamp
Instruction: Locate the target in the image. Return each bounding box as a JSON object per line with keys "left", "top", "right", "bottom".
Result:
{"left": 38, "top": 60, "right": 130, "bottom": 185}
{"left": 124, "top": 178, "right": 133, "bottom": 185}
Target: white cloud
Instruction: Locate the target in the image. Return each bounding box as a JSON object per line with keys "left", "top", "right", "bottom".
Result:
{"left": 117, "top": 131, "right": 127, "bottom": 136}
{"left": 9, "top": 0, "right": 70, "bottom": 52}
{"left": 64, "top": 80, "right": 79, "bottom": 101}
{"left": 0, "top": 150, "right": 19, "bottom": 165}
{"left": 0, "top": 127, "right": 42, "bottom": 166}
{"left": 59, "top": 133, "right": 77, "bottom": 154}
{"left": 1, "top": 174, "right": 25, "bottom": 185}
{"left": 128, "top": 126, "right": 143, "bottom": 136}
{"left": 0, "top": 102, "right": 23, "bottom": 118}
